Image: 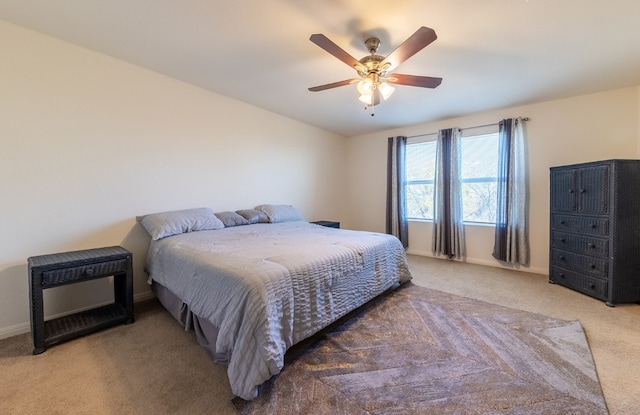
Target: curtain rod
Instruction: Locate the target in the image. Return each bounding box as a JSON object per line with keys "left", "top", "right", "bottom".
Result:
{"left": 407, "top": 117, "right": 529, "bottom": 139}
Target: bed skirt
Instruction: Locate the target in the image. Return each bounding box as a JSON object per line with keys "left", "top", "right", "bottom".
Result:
{"left": 152, "top": 281, "right": 230, "bottom": 363}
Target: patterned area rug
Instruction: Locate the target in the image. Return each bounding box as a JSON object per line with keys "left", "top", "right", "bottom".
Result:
{"left": 233, "top": 283, "right": 608, "bottom": 414}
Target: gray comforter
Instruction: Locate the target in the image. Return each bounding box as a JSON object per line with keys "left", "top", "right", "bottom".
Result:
{"left": 146, "top": 221, "right": 412, "bottom": 400}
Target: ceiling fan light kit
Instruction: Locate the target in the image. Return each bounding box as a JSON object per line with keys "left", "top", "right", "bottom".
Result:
{"left": 356, "top": 72, "right": 395, "bottom": 106}
{"left": 308, "top": 26, "right": 442, "bottom": 112}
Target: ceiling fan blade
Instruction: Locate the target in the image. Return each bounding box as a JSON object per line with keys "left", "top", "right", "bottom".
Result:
{"left": 380, "top": 26, "right": 437, "bottom": 72}
{"left": 308, "top": 79, "right": 359, "bottom": 92}
{"left": 387, "top": 74, "right": 442, "bottom": 88}
{"left": 310, "top": 34, "right": 366, "bottom": 72}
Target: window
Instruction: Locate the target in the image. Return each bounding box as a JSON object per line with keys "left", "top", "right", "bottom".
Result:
{"left": 460, "top": 133, "right": 499, "bottom": 223}
{"left": 405, "top": 131, "right": 499, "bottom": 224}
{"left": 406, "top": 139, "right": 436, "bottom": 220}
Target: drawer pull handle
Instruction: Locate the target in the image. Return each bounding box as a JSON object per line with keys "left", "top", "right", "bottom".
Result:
{"left": 588, "top": 242, "right": 594, "bottom": 248}
{"left": 559, "top": 273, "right": 565, "bottom": 278}
{"left": 580, "top": 188, "right": 586, "bottom": 194}
{"left": 590, "top": 284, "right": 596, "bottom": 290}
{"left": 560, "top": 220, "right": 566, "bottom": 225}
{"left": 590, "top": 264, "right": 596, "bottom": 269}
{"left": 590, "top": 224, "right": 597, "bottom": 229}
{"left": 84, "top": 268, "right": 95, "bottom": 277}
{"left": 569, "top": 189, "right": 574, "bottom": 194}
{"left": 560, "top": 238, "right": 566, "bottom": 243}
{"left": 560, "top": 256, "right": 565, "bottom": 260}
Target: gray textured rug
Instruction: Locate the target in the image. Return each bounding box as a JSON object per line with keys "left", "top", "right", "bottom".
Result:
{"left": 233, "top": 283, "right": 608, "bottom": 414}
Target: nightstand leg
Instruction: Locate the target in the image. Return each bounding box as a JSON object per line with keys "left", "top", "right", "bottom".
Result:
{"left": 114, "top": 270, "right": 134, "bottom": 324}
{"left": 29, "top": 272, "right": 46, "bottom": 354}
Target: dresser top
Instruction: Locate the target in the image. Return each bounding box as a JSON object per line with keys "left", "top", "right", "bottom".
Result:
{"left": 550, "top": 159, "right": 640, "bottom": 170}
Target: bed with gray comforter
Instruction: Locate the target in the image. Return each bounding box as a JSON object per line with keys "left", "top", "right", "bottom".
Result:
{"left": 142, "top": 211, "right": 411, "bottom": 400}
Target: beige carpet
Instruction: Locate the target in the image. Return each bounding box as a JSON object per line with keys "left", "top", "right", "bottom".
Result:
{"left": 1, "top": 255, "right": 638, "bottom": 414}
{"left": 233, "top": 282, "right": 607, "bottom": 414}
{"left": 0, "top": 300, "right": 237, "bottom": 415}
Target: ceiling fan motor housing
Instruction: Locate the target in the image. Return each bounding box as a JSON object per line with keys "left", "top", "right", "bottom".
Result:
{"left": 359, "top": 54, "right": 385, "bottom": 73}
{"left": 359, "top": 37, "right": 389, "bottom": 76}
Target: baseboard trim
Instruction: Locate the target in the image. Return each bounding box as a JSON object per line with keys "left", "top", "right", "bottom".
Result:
{"left": 0, "top": 322, "right": 30, "bottom": 341}
{"left": 406, "top": 249, "right": 548, "bottom": 276}
{"left": 0, "top": 291, "right": 157, "bottom": 341}
{"left": 134, "top": 290, "right": 156, "bottom": 303}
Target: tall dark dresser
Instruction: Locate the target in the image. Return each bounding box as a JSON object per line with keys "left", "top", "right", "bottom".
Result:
{"left": 549, "top": 159, "right": 640, "bottom": 306}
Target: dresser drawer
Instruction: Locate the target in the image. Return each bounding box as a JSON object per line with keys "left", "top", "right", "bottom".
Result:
{"left": 550, "top": 249, "right": 609, "bottom": 278}
{"left": 551, "top": 214, "right": 609, "bottom": 236}
{"left": 42, "top": 259, "right": 128, "bottom": 287}
{"left": 550, "top": 266, "right": 608, "bottom": 301}
{"left": 550, "top": 231, "right": 609, "bottom": 257}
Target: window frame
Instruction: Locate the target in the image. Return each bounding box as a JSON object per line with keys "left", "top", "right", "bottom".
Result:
{"left": 405, "top": 134, "right": 437, "bottom": 222}
{"left": 404, "top": 125, "right": 500, "bottom": 225}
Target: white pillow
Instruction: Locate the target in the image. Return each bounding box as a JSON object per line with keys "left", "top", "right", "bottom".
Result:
{"left": 254, "top": 204, "right": 305, "bottom": 223}
{"left": 236, "top": 209, "right": 269, "bottom": 224}
{"left": 137, "top": 207, "right": 224, "bottom": 240}
{"left": 215, "top": 211, "right": 250, "bottom": 227}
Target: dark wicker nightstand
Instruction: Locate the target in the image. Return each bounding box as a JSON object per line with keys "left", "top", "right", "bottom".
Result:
{"left": 28, "top": 246, "right": 134, "bottom": 354}
{"left": 311, "top": 220, "right": 340, "bottom": 229}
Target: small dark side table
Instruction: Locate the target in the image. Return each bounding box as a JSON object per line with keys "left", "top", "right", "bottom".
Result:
{"left": 28, "top": 246, "right": 134, "bottom": 354}
{"left": 311, "top": 220, "right": 340, "bottom": 229}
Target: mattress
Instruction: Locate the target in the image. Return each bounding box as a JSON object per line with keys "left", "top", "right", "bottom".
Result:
{"left": 145, "top": 221, "right": 412, "bottom": 400}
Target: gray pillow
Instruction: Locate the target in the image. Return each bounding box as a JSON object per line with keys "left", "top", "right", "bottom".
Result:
{"left": 137, "top": 207, "right": 224, "bottom": 240}
{"left": 215, "top": 211, "right": 250, "bottom": 227}
{"left": 235, "top": 209, "right": 269, "bottom": 224}
{"left": 254, "top": 204, "right": 305, "bottom": 223}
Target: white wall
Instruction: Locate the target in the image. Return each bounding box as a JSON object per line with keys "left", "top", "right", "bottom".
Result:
{"left": 0, "top": 21, "right": 347, "bottom": 339}
{"left": 3, "top": 19, "right": 639, "bottom": 341}
{"left": 346, "top": 86, "right": 640, "bottom": 274}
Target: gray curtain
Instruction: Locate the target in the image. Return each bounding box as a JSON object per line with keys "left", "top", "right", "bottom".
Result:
{"left": 432, "top": 128, "right": 465, "bottom": 258}
{"left": 386, "top": 136, "right": 408, "bottom": 247}
{"left": 492, "top": 118, "right": 529, "bottom": 265}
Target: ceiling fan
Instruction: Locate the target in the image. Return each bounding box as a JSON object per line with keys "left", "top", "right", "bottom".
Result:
{"left": 308, "top": 26, "right": 442, "bottom": 108}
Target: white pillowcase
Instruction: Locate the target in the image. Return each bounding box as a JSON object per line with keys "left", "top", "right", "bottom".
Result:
{"left": 137, "top": 207, "right": 224, "bottom": 240}
{"left": 235, "top": 209, "right": 269, "bottom": 224}
{"left": 254, "top": 204, "right": 305, "bottom": 223}
{"left": 215, "top": 211, "right": 250, "bottom": 227}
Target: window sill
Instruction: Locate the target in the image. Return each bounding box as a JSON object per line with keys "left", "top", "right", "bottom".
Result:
{"left": 407, "top": 218, "right": 495, "bottom": 227}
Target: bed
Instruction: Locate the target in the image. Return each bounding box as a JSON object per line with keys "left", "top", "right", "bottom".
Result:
{"left": 138, "top": 205, "right": 412, "bottom": 400}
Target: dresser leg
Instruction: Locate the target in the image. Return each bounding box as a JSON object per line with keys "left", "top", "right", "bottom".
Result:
{"left": 32, "top": 346, "right": 46, "bottom": 355}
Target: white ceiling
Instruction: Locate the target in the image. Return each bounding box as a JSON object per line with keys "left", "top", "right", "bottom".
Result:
{"left": 2, "top": 0, "right": 640, "bottom": 137}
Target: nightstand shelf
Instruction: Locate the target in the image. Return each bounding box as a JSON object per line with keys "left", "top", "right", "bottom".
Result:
{"left": 28, "top": 246, "right": 134, "bottom": 354}
{"left": 43, "top": 303, "right": 128, "bottom": 346}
